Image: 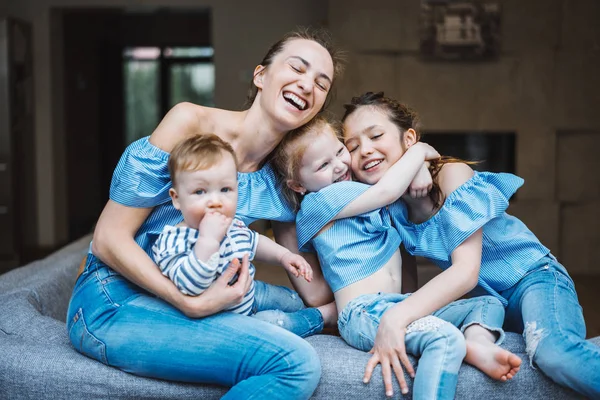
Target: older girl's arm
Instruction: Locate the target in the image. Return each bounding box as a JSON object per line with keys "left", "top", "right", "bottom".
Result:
{"left": 335, "top": 143, "right": 439, "bottom": 219}
{"left": 363, "top": 163, "right": 480, "bottom": 396}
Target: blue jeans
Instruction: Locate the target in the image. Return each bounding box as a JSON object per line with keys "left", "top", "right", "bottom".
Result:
{"left": 67, "top": 254, "right": 321, "bottom": 400}
{"left": 338, "top": 293, "right": 505, "bottom": 400}
{"left": 500, "top": 254, "right": 600, "bottom": 399}
{"left": 252, "top": 280, "right": 324, "bottom": 338}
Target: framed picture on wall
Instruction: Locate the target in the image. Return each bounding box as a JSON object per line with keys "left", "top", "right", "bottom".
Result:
{"left": 420, "top": 0, "right": 500, "bottom": 61}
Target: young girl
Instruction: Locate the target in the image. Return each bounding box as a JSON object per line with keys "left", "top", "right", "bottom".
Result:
{"left": 341, "top": 91, "right": 600, "bottom": 399}
{"left": 272, "top": 116, "right": 521, "bottom": 399}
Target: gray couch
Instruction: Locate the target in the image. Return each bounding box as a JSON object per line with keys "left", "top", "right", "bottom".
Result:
{"left": 0, "top": 235, "right": 593, "bottom": 399}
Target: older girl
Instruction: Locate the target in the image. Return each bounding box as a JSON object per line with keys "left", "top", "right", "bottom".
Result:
{"left": 342, "top": 91, "right": 600, "bottom": 399}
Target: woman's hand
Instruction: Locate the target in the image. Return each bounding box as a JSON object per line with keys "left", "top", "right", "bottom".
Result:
{"left": 364, "top": 312, "right": 415, "bottom": 397}
{"left": 180, "top": 254, "right": 252, "bottom": 318}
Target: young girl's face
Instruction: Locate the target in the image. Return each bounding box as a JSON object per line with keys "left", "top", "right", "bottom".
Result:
{"left": 343, "top": 107, "right": 407, "bottom": 185}
{"left": 295, "top": 125, "right": 352, "bottom": 193}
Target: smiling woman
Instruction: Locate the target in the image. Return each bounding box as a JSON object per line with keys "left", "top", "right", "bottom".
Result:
{"left": 66, "top": 27, "right": 345, "bottom": 400}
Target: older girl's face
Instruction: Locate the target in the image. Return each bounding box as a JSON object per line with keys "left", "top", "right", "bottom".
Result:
{"left": 343, "top": 107, "right": 406, "bottom": 185}
{"left": 255, "top": 39, "right": 334, "bottom": 131}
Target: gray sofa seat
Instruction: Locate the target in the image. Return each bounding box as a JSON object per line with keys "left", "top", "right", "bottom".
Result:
{"left": 0, "top": 235, "right": 593, "bottom": 399}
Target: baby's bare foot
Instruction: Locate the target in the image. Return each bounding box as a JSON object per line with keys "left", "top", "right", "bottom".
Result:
{"left": 465, "top": 339, "right": 522, "bottom": 381}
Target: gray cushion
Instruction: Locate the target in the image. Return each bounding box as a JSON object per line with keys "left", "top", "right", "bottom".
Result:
{"left": 0, "top": 235, "right": 591, "bottom": 399}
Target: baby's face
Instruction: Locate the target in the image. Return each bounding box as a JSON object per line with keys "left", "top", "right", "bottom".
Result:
{"left": 172, "top": 153, "right": 238, "bottom": 228}
{"left": 296, "top": 127, "right": 352, "bottom": 193}
{"left": 343, "top": 107, "right": 406, "bottom": 185}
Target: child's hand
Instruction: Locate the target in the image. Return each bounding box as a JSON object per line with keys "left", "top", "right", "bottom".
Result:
{"left": 198, "top": 211, "right": 232, "bottom": 242}
{"left": 280, "top": 252, "right": 313, "bottom": 282}
{"left": 413, "top": 142, "right": 440, "bottom": 161}
{"left": 409, "top": 163, "right": 432, "bottom": 198}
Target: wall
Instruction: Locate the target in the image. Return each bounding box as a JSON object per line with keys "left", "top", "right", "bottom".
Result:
{"left": 5, "top": 0, "right": 326, "bottom": 248}
{"left": 328, "top": 0, "right": 600, "bottom": 274}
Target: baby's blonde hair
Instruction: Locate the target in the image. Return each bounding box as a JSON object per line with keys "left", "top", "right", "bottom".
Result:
{"left": 271, "top": 116, "right": 341, "bottom": 211}
{"left": 168, "top": 134, "right": 238, "bottom": 186}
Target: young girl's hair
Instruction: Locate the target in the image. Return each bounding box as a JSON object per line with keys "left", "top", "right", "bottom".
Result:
{"left": 245, "top": 27, "right": 346, "bottom": 111}
{"left": 342, "top": 91, "right": 474, "bottom": 209}
{"left": 168, "top": 134, "right": 238, "bottom": 186}
{"left": 271, "top": 115, "right": 340, "bottom": 211}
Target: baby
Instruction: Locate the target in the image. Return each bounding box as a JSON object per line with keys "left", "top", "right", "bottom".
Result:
{"left": 152, "top": 134, "right": 312, "bottom": 318}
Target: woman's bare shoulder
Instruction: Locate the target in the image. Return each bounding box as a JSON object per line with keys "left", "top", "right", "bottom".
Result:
{"left": 149, "top": 102, "right": 217, "bottom": 152}
{"left": 437, "top": 163, "right": 475, "bottom": 195}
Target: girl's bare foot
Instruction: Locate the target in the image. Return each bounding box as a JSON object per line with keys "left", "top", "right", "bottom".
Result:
{"left": 465, "top": 339, "right": 522, "bottom": 381}
{"left": 317, "top": 301, "right": 338, "bottom": 329}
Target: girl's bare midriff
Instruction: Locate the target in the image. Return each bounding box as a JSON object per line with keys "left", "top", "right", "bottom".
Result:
{"left": 334, "top": 248, "right": 402, "bottom": 313}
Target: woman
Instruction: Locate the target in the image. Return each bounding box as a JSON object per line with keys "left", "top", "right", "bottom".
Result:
{"left": 67, "top": 28, "right": 343, "bottom": 399}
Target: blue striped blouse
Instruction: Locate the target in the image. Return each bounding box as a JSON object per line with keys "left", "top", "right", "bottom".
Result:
{"left": 296, "top": 181, "right": 402, "bottom": 293}
{"left": 106, "top": 136, "right": 295, "bottom": 257}
{"left": 389, "top": 171, "right": 550, "bottom": 305}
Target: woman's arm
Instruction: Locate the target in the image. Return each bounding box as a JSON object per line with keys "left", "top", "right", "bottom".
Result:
{"left": 149, "top": 102, "right": 205, "bottom": 152}
{"left": 271, "top": 221, "right": 334, "bottom": 307}
{"left": 335, "top": 143, "right": 440, "bottom": 219}
{"left": 93, "top": 201, "right": 252, "bottom": 318}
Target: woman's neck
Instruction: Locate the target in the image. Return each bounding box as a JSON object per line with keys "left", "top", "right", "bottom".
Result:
{"left": 227, "top": 106, "right": 287, "bottom": 172}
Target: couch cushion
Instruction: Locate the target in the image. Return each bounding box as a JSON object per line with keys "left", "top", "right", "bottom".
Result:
{"left": 0, "top": 235, "right": 591, "bottom": 399}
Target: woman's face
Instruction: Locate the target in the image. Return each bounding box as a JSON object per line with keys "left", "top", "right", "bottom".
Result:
{"left": 343, "top": 107, "right": 407, "bottom": 185}
{"left": 255, "top": 39, "right": 334, "bottom": 131}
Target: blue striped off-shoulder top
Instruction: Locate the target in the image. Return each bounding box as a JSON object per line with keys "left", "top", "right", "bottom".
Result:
{"left": 389, "top": 171, "right": 550, "bottom": 305}
{"left": 105, "top": 136, "right": 295, "bottom": 257}
{"left": 296, "top": 181, "right": 402, "bottom": 293}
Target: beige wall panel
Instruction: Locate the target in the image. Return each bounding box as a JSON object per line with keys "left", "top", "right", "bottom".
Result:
{"left": 501, "top": 0, "right": 561, "bottom": 54}
{"left": 553, "top": 52, "right": 600, "bottom": 129}
{"left": 330, "top": 53, "right": 398, "bottom": 117}
{"left": 328, "top": 0, "right": 419, "bottom": 52}
{"left": 394, "top": 57, "right": 480, "bottom": 130}
{"left": 561, "top": 202, "right": 600, "bottom": 275}
{"left": 559, "top": 0, "right": 600, "bottom": 52}
{"left": 514, "top": 129, "right": 556, "bottom": 200}
{"left": 556, "top": 131, "right": 600, "bottom": 202}
{"left": 475, "top": 57, "right": 520, "bottom": 130}
{"left": 514, "top": 52, "right": 555, "bottom": 127}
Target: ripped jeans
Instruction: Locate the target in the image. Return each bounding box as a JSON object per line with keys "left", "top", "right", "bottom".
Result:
{"left": 500, "top": 254, "right": 600, "bottom": 399}
{"left": 338, "top": 293, "right": 505, "bottom": 400}
{"left": 252, "top": 280, "right": 324, "bottom": 338}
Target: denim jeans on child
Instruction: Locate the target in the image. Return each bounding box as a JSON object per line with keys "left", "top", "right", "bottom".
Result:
{"left": 252, "top": 280, "right": 324, "bottom": 338}
{"left": 338, "top": 293, "right": 506, "bottom": 400}
{"left": 500, "top": 254, "right": 600, "bottom": 399}
{"left": 67, "top": 254, "right": 321, "bottom": 400}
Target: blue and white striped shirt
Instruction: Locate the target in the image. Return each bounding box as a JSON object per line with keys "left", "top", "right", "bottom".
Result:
{"left": 152, "top": 218, "right": 258, "bottom": 315}
{"left": 296, "top": 181, "right": 402, "bottom": 293}
{"left": 104, "top": 136, "right": 295, "bottom": 258}
{"left": 389, "top": 171, "right": 550, "bottom": 306}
